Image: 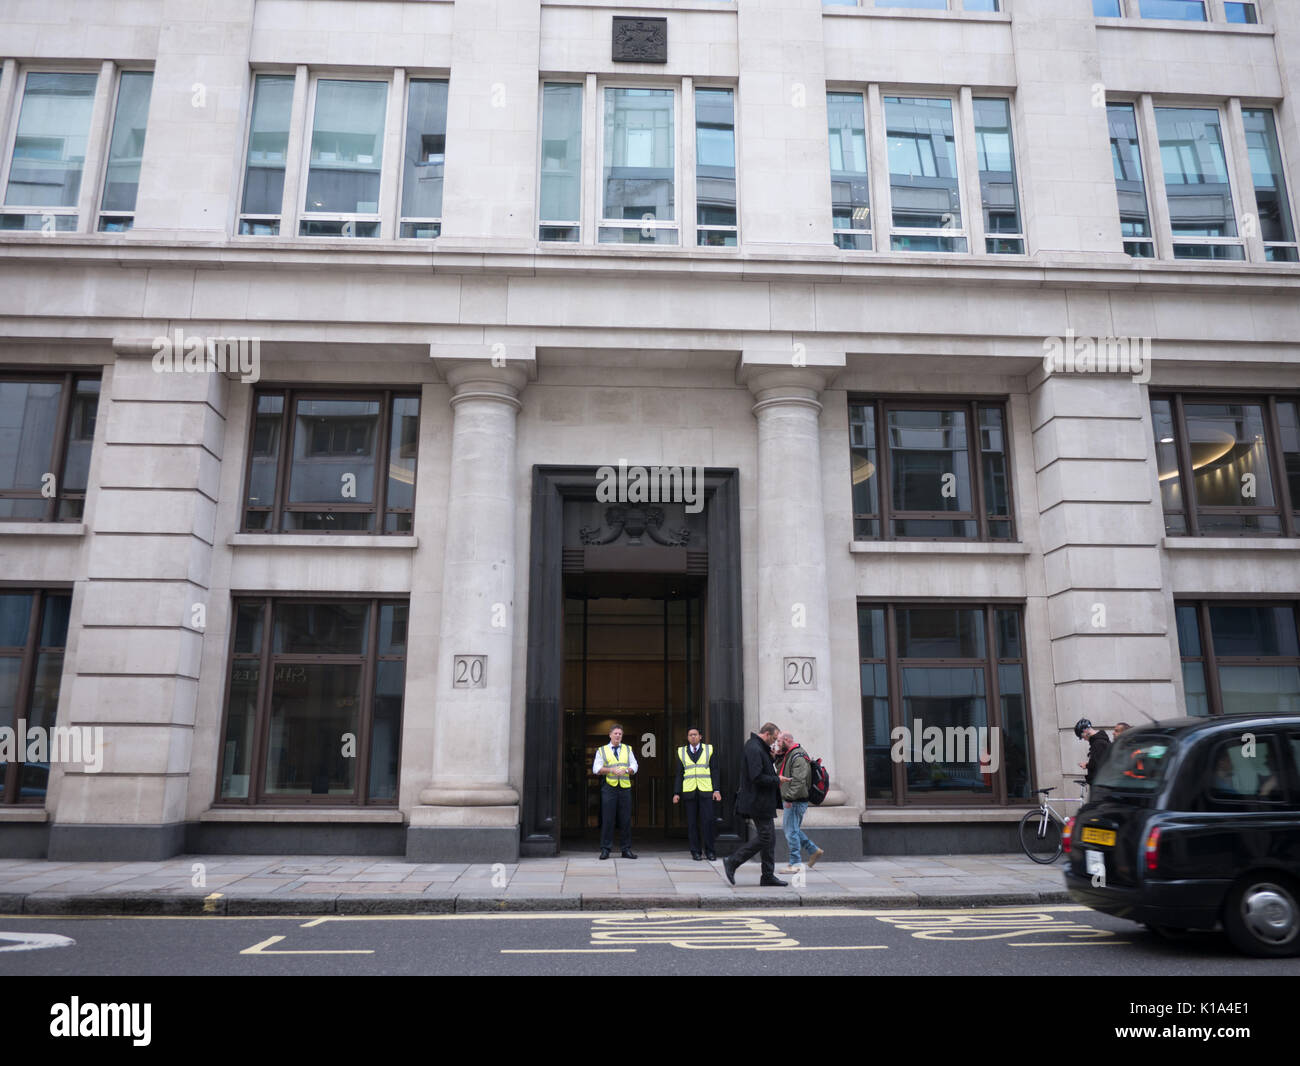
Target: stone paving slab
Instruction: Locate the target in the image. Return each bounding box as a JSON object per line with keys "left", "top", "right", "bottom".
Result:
{"left": 0, "top": 853, "right": 1069, "bottom": 915}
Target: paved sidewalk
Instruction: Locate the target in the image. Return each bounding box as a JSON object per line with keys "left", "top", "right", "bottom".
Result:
{"left": 0, "top": 853, "right": 1070, "bottom": 915}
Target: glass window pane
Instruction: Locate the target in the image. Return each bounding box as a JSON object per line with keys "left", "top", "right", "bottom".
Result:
{"left": 1183, "top": 402, "right": 1276, "bottom": 515}
{"left": 246, "top": 393, "right": 283, "bottom": 524}
{"left": 857, "top": 604, "right": 887, "bottom": 659}
{"left": 1175, "top": 604, "right": 1201, "bottom": 657}
{"left": 38, "top": 593, "right": 71, "bottom": 648}
{"left": 1225, "top": 2, "right": 1257, "bottom": 22}
{"left": 287, "top": 398, "right": 380, "bottom": 508}
{"left": 896, "top": 607, "right": 986, "bottom": 658}
{"left": 4, "top": 72, "right": 97, "bottom": 208}
{"left": 979, "top": 406, "right": 1010, "bottom": 521}
{"left": 828, "top": 92, "right": 870, "bottom": 241}
{"left": 1217, "top": 666, "right": 1300, "bottom": 716}
{"left": 995, "top": 609, "right": 1021, "bottom": 659}
{"left": 0, "top": 381, "right": 61, "bottom": 492}
{"left": 220, "top": 658, "right": 258, "bottom": 799}
{"left": 1140, "top": 0, "right": 1205, "bottom": 18}
{"left": 998, "top": 663, "right": 1032, "bottom": 800}
{"left": 233, "top": 602, "right": 265, "bottom": 656}
{"left": 1150, "top": 399, "right": 1185, "bottom": 529}
{"left": 273, "top": 602, "right": 369, "bottom": 656}
{"left": 1183, "top": 661, "right": 1210, "bottom": 716}
{"left": 849, "top": 402, "right": 878, "bottom": 528}
{"left": 101, "top": 72, "right": 152, "bottom": 213}
{"left": 1242, "top": 109, "right": 1296, "bottom": 246}
{"left": 603, "top": 88, "right": 674, "bottom": 224}
{"left": 861, "top": 662, "right": 892, "bottom": 800}
{"left": 1108, "top": 103, "right": 1153, "bottom": 246}
{"left": 885, "top": 97, "right": 961, "bottom": 231}
{"left": 26, "top": 650, "right": 63, "bottom": 734}
{"left": 1278, "top": 401, "right": 1300, "bottom": 515}
{"left": 1156, "top": 107, "right": 1237, "bottom": 238}
{"left": 887, "top": 408, "right": 971, "bottom": 514}
{"left": 263, "top": 662, "right": 361, "bottom": 795}
{"left": 695, "top": 87, "right": 735, "bottom": 240}
{"left": 540, "top": 83, "right": 582, "bottom": 230}
{"left": 386, "top": 396, "right": 419, "bottom": 516}
{"left": 369, "top": 659, "right": 404, "bottom": 800}
{"left": 401, "top": 79, "right": 447, "bottom": 221}
{"left": 0, "top": 657, "right": 20, "bottom": 735}
{"left": 876, "top": 0, "right": 947, "bottom": 7}
{"left": 60, "top": 378, "right": 99, "bottom": 495}
{"left": 965, "top": 0, "right": 999, "bottom": 9}
{"left": 1209, "top": 605, "right": 1299, "bottom": 657}
{"left": 973, "top": 98, "right": 1021, "bottom": 241}
{"left": 900, "top": 667, "right": 990, "bottom": 796}
{"left": 304, "top": 80, "right": 387, "bottom": 215}
{"left": 0, "top": 594, "right": 33, "bottom": 649}
{"left": 1094, "top": 0, "right": 1122, "bottom": 13}
{"left": 241, "top": 74, "right": 294, "bottom": 216}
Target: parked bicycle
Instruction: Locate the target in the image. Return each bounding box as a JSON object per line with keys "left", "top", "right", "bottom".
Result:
{"left": 1019, "top": 784, "right": 1087, "bottom": 863}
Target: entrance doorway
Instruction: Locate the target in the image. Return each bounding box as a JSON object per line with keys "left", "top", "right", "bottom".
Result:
{"left": 561, "top": 575, "right": 704, "bottom": 844}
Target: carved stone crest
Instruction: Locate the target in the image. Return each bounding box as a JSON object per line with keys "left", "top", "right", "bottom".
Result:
{"left": 580, "top": 505, "right": 690, "bottom": 547}
{"left": 612, "top": 17, "right": 667, "bottom": 64}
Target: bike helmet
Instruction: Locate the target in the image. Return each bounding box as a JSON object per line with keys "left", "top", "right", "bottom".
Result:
{"left": 1073, "top": 718, "right": 1092, "bottom": 739}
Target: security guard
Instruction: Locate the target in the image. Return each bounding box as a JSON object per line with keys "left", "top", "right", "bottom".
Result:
{"left": 592, "top": 724, "right": 638, "bottom": 860}
{"left": 672, "top": 727, "right": 720, "bottom": 861}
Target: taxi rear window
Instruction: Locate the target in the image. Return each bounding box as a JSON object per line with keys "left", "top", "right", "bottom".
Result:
{"left": 1092, "top": 732, "right": 1176, "bottom": 792}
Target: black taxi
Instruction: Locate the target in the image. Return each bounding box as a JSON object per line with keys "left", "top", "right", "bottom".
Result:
{"left": 1063, "top": 715, "right": 1300, "bottom": 957}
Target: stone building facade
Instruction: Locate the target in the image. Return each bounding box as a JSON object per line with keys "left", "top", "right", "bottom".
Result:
{"left": 0, "top": 0, "right": 1297, "bottom": 861}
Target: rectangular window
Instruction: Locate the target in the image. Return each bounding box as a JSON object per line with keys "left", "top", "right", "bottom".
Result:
{"left": 539, "top": 82, "right": 582, "bottom": 242}
{"left": 1107, "top": 103, "right": 1155, "bottom": 257}
{"left": 218, "top": 598, "right": 406, "bottom": 804}
{"left": 1156, "top": 107, "right": 1244, "bottom": 259}
{"left": 2, "top": 71, "right": 97, "bottom": 232}
{"left": 238, "top": 74, "right": 294, "bottom": 236}
{"left": 1150, "top": 393, "right": 1299, "bottom": 537}
{"left": 973, "top": 98, "right": 1023, "bottom": 253}
{"left": 875, "top": 0, "right": 948, "bottom": 8}
{"left": 243, "top": 389, "right": 420, "bottom": 533}
{"left": 1093, "top": 0, "right": 1122, "bottom": 14}
{"left": 963, "top": 0, "right": 1000, "bottom": 10}
{"left": 97, "top": 71, "right": 153, "bottom": 232}
{"left": 1225, "top": 2, "right": 1258, "bottom": 22}
{"left": 884, "top": 96, "right": 967, "bottom": 252}
{"left": 859, "top": 602, "right": 1034, "bottom": 806}
{"left": 849, "top": 398, "right": 1014, "bottom": 541}
{"left": 299, "top": 78, "right": 387, "bottom": 237}
{"left": 0, "top": 374, "right": 100, "bottom": 521}
{"left": 0, "top": 590, "right": 72, "bottom": 804}
{"left": 695, "top": 88, "right": 736, "bottom": 246}
{"left": 1243, "top": 109, "right": 1297, "bottom": 262}
{"left": 828, "top": 92, "right": 871, "bottom": 250}
{"left": 1176, "top": 602, "right": 1300, "bottom": 717}
{"left": 600, "top": 87, "right": 676, "bottom": 244}
{"left": 400, "top": 79, "right": 447, "bottom": 239}
{"left": 1140, "top": 0, "right": 1206, "bottom": 19}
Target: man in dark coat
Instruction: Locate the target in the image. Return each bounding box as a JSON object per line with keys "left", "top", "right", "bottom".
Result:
{"left": 723, "top": 722, "right": 787, "bottom": 887}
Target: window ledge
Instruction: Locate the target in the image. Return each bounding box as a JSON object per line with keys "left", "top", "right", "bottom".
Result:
{"left": 201, "top": 807, "right": 405, "bottom": 824}
{"left": 862, "top": 807, "right": 1029, "bottom": 824}
{"left": 824, "top": 8, "right": 1010, "bottom": 24}
{"left": 0, "top": 522, "right": 86, "bottom": 537}
{"left": 1095, "top": 18, "right": 1271, "bottom": 35}
{"left": 228, "top": 533, "right": 417, "bottom": 549}
{"left": 850, "top": 540, "right": 1029, "bottom": 555}
{"left": 1162, "top": 537, "right": 1299, "bottom": 551}
{"left": 0, "top": 808, "right": 49, "bottom": 823}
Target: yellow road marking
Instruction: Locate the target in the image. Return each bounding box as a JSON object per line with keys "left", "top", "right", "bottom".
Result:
{"left": 755, "top": 945, "right": 887, "bottom": 951}
{"left": 501, "top": 948, "right": 636, "bottom": 954}
{"left": 1010, "top": 941, "right": 1130, "bottom": 947}
{"left": 240, "top": 935, "right": 374, "bottom": 956}
{"left": 202, "top": 893, "right": 223, "bottom": 913}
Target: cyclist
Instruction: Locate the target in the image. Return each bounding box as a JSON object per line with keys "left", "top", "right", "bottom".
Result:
{"left": 1074, "top": 718, "right": 1111, "bottom": 785}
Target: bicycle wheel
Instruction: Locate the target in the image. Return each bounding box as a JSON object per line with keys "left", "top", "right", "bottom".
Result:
{"left": 1019, "top": 808, "right": 1062, "bottom": 864}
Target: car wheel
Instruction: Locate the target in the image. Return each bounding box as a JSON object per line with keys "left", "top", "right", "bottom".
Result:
{"left": 1222, "top": 876, "right": 1300, "bottom": 958}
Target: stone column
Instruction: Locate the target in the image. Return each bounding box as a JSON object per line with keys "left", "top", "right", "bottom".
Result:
{"left": 409, "top": 361, "right": 528, "bottom": 861}
{"left": 745, "top": 363, "right": 859, "bottom": 856}
{"left": 49, "top": 342, "right": 225, "bottom": 860}
{"left": 1029, "top": 367, "right": 1179, "bottom": 783}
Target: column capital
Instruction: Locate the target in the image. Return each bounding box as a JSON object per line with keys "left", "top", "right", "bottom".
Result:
{"left": 743, "top": 366, "right": 832, "bottom": 417}
{"left": 441, "top": 361, "right": 531, "bottom": 411}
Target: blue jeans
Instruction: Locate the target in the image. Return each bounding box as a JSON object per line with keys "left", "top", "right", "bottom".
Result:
{"left": 783, "top": 801, "right": 818, "bottom": 866}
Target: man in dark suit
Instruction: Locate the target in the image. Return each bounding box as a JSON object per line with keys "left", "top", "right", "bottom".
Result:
{"left": 723, "top": 721, "right": 787, "bottom": 887}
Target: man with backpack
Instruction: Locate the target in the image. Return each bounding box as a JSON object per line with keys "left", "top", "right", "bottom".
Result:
{"left": 777, "top": 731, "right": 824, "bottom": 874}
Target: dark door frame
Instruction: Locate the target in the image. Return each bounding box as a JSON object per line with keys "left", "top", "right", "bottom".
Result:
{"left": 521, "top": 466, "right": 744, "bottom": 856}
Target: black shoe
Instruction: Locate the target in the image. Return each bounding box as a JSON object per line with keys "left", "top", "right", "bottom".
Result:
{"left": 760, "top": 876, "right": 789, "bottom": 887}
{"left": 722, "top": 857, "right": 736, "bottom": 885}
{"left": 621, "top": 849, "right": 638, "bottom": 859}
{"left": 691, "top": 852, "right": 702, "bottom": 861}
{"left": 599, "top": 849, "right": 610, "bottom": 860}
{"left": 705, "top": 851, "right": 717, "bottom": 862}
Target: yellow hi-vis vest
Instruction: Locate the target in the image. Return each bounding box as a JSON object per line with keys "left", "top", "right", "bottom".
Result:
{"left": 678, "top": 744, "right": 714, "bottom": 792}
{"left": 601, "top": 744, "right": 632, "bottom": 788}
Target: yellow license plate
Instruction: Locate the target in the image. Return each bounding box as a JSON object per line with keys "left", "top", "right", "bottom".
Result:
{"left": 1081, "top": 827, "right": 1116, "bottom": 847}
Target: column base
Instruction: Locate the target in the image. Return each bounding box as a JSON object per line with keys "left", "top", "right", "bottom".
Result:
{"left": 405, "top": 826, "right": 520, "bottom": 863}
{"left": 48, "top": 822, "right": 187, "bottom": 861}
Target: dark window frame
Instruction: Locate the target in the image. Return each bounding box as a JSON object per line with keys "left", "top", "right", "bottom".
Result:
{"left": 0, "top": 370, "right": 100, "bottom": 523}
{"left": 1176, "top": 598, "right": 1300, "bottom": 718}
{"left": 215, "top": 594, "right": 407, "bottom": 807}
{"left": 0, "top": 586, "right": 73, "bottom": 805}
{"left": 241, "top": 385, "right": 419, "bottom": 534}
{"left": 1151, "top": 389, "right": 1299, "bottom": 538}
{"left": 858, "top": 599, "right": 1036, "bottom": 808}
{"left": 848, "top": 395, "right": 1017, "bottom": 542}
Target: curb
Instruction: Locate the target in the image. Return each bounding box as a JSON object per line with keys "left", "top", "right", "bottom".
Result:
{"left": 0, "top": 887, "right": 1071, "bottom": 916}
